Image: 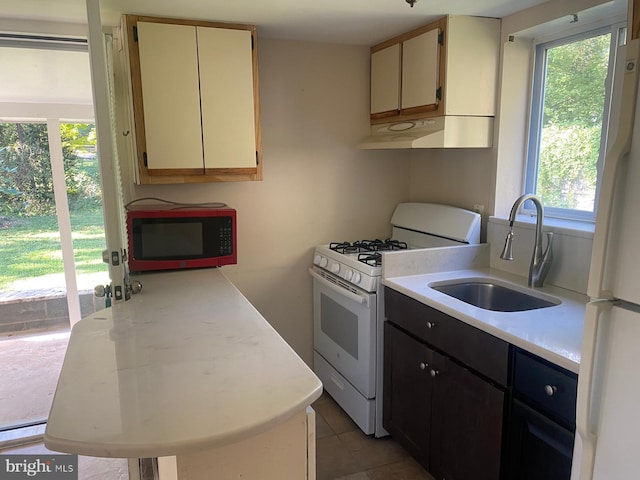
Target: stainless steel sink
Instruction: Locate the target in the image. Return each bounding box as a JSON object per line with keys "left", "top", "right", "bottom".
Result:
{"left": 431, "top": 280, "right": 560, "bottom": 312}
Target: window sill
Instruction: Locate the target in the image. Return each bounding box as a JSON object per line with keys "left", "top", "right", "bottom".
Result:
{"left": 488, "top": 215, "right": 595, "bottom": 239}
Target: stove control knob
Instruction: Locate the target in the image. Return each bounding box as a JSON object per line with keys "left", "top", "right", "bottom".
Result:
{"left": 318, "top": 256, "right": 328, "bottom": 268}
{"left": 345, "top": 270, "right": 353, "bottom": 281}
{"left": 313, "top": 254, "right": 322, "bottom": 266}
{"left": 353, "top": 272, "right": 362, "bottom": 284}
{"left": 330, "top": 262, "right": 340, "bottom": 274}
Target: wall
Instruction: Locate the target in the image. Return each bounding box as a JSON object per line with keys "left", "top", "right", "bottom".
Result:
{"left": 118, "top": 38, "right": 410, "bottom": 364}
{"left": 487, "top": 218, "right": 593, "bottom": 294}
{"left": 408, "top": 148, "right": 494, "bottom": 210}
{"left": 408, "top": 148, "right": 495, "bottom": 240}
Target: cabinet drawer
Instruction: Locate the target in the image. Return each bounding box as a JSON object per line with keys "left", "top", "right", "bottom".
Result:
{"left": 514, "top": 350, "right": 577, "bottom": 428}
{"left": 385, "top": 287, "right": 438, "bottom": 343}
{"left": 384, "top": 287, "right": 510, "bottom": 387}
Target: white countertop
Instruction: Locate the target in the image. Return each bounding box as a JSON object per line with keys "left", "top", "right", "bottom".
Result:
{"left": 382, "top": 267, "right": 587, "bottom": 373}
{"left": 44, "top": 268, "right": 322, "bottom": 458}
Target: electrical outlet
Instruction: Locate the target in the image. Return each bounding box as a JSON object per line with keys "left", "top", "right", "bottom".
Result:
{"left": 473, "top": 204, "right": 485, "bottom": 215}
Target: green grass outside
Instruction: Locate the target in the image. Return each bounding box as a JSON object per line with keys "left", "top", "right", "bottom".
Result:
{"left": 0, "top": 211, "right": 106, "bottom": 291}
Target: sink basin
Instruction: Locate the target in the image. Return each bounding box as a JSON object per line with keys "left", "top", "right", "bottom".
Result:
{"left": 431, "top": 280, "right": 560, "bottom": 312}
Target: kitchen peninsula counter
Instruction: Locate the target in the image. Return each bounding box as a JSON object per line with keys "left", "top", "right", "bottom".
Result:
{"left": 44, "top": 268, "right": 322, "bottom": 471}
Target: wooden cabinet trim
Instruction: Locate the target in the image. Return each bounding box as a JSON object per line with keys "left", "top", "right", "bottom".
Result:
{"left": 397, "top": 104, "right": 438, "bottom": 117}
{"left": 205, "top": 167, "right": 258, "bottom": 175}
{"left": 124, "top": 14, "right": 148, "bottom": 184}
{"left": 148, "top": 168, "right": 205, "bottom": 176}
{"left": 127, "top": 15, "right": 256, "bottom": 32}
{"left": 370, "top": 17, "right": 445, "bottom": 53}
{"left": 370, "top": 110, "right": 400, "bottom": 121}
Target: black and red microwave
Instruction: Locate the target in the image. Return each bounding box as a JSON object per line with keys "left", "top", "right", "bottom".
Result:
{"left": 126, "top": 205, "right": 237, "bottom": 273}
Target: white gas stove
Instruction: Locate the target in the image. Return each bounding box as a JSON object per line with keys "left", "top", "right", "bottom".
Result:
{"left": 312, "top": 239, "right": 408, "bottom": 293}
{"left": 311, "top": 203, "right": 481, "bottom": 437}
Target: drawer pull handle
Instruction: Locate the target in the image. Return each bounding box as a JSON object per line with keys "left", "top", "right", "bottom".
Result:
{"left": 430, "top": 369, "right": 439, "bottom": 377}
{"left": 331, "top": 374, "right": 345, "bottom": 391}
{"left": 419, "top": 362, "right": 429, "bottom": 370}
{"left": 544, "top": 385, "right": 557, "bottom": 396}
{"left": 426, "top": 321, "right": 436, "bottom": 329}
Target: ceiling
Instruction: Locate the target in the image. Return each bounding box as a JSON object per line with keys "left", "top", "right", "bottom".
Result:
{"left": 1, "top": 0, "right": 553, "bottom": 46}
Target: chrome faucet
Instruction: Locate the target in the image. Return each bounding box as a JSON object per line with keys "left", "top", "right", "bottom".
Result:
{"left": 500, "top": 194, "right": 553, "bottom": 287}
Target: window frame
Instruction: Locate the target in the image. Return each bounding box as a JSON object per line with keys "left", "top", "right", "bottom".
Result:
{"left": 523, "top": 23, "right": 625, "bottom": 222}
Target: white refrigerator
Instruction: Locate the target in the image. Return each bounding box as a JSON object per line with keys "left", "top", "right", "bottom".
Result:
{"left": 571, "top": 24, "right": 640, "bottom": 480}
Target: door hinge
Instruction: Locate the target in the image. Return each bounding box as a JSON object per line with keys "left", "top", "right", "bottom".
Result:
{"left": 251, "top": 34, "right": 255, "bottom": 50}
{"left": 436, "top": 86, "right": 442, "bottom": 102}
{"left": 133, "top": 25, "right": 138, "bottom": 43}
{"left": 143, "top": 152, "right": 148, "bottom": 167}
{"left": 256, "top": 151, "right": 259, "bottom": 165}
{"left": 438, "top": 31, "right": 444, "bottom": 45}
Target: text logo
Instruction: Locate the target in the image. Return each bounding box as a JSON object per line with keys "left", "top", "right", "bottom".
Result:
{"left": 0, "top": 455, "right": 78, "bottom": 479}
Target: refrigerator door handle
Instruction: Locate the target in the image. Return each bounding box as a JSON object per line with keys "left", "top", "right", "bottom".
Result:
{"left": 587, "top": 38, "right": 640, "bottom": 299}
{"left": 573, "top": 301, "right": 613, "bottom": 480}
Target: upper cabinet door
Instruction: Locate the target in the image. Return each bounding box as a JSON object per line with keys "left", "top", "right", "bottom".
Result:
{"left": 401, "top": 28, "right": 439, "bottom": 110}
{"left": 370, "top": 43, "right": 401, "bottom": 116}
{"left": 136, "top": 22, "right": 204, "bottom": 171}
{"left": 197, "top": 27, "right": 257, "bottom": 170}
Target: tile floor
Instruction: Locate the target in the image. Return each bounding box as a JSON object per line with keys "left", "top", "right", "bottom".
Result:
{"left": 313, "top": 393, "right": 433, "bottom": 480}
{"left": 0, "top": 330, "right": 70, "bottom": 428}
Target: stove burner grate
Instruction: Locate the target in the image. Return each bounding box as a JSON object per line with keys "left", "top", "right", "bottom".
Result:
{"left": 360, "top": 239, "right": 408, "bottom": 252}
{"left": 329, "top": 239, "right": 408, "bottom": 256}
{"left": 358, "top": 253, "right": 382, "bottom": 267}
{"left": 329, "top": 242, "right": 369, "bottom": 254}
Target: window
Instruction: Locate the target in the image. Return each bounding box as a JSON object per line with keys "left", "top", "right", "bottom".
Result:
{"left": 525, "top": 24, "right": 623, "bottom": 221}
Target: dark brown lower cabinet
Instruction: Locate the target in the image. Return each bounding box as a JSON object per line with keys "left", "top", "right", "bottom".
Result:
{"left": 507, "top": 400, "right": 574, "bottom": 480}
{"left": 383, "top": 321, "right": 433, "bottom": 467}
{"left": 506, "top": 349, "right": 577, "bottom": 480}
{"left": 384, "top": 322, "right": 504, "bottom": 480}
{"left": 431, "top": 354, "right": 504, "bottom": 480}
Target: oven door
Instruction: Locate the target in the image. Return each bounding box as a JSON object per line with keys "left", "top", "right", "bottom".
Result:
{"left": 311, "top": 268, "right": 376, "bottom": 398}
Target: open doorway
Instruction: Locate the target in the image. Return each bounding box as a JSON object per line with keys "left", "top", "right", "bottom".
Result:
{"left": 0, "top": 39, "right": 108, "bottom": 438}
{"left": 0, "top": 120, "right": 109, "bottom": 431}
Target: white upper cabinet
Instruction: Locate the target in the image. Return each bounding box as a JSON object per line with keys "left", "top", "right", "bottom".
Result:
{"left": 401, "top": 28, "right": 439, "bottom": 110}
{"left": 124, "top": 15, "right": 262, "bottom": 184}
{"left": 369, "top": 15, "right": 500, "bottom": 124}
{"left": 198, "top": 27, "right": 256, "bottom": 171}
{"left": 371, "top": 43, "right": 401, "bottom": 115}
{"left": 136, "top": 22, "right": 203, "bottom": 171}
{"left": 444, "top": 16, "right": 500, "bottom": 117}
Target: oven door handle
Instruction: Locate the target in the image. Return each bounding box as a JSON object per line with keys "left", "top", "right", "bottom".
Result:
{"left": 309, "top": 269, "right": 368, "bottom": 306}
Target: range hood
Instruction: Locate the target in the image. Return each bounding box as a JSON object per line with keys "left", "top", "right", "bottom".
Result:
{"left": 358, "top": 116, "right": 494, "bottom": 149}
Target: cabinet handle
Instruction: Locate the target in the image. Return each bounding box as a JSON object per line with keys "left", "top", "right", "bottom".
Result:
{"left": 430, "top": 369, "right": 439, "bottom": 377}
{"left": 419, "top": 362, "right": 429, "bottom": 370}
{"left": 331, "top": 374, "right": 345, "bottom": 391}
{"left": 426, "top": 321, "right": 436, "bottom": 329}
{"left": 544, "top": 385, "right": 557, "bottom": 396}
